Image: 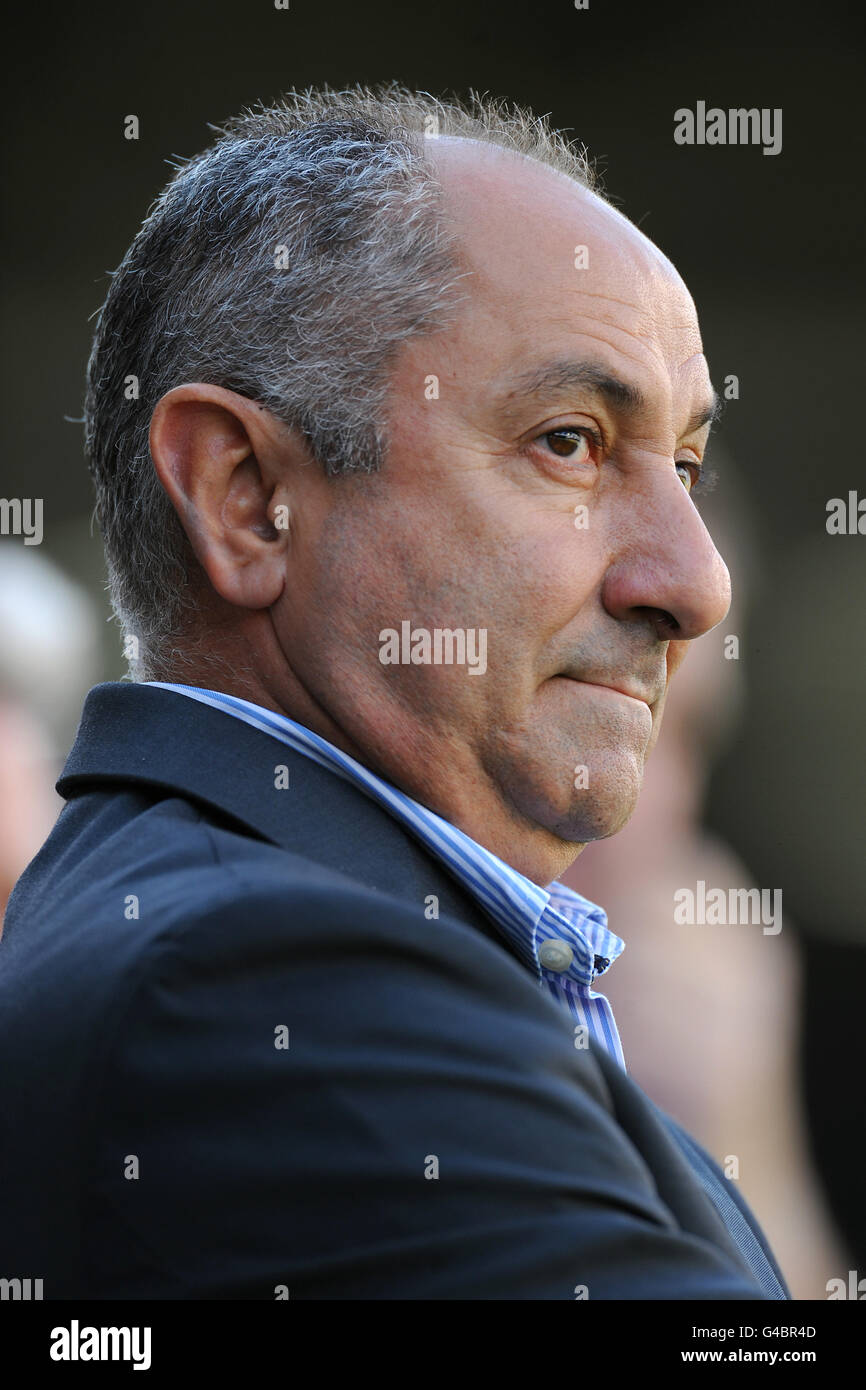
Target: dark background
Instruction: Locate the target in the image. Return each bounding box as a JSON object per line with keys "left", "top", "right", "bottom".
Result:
{"left": 2, "top": 0, "right": 864, "bottom": 1259}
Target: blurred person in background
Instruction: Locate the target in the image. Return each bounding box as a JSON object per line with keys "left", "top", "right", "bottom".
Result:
{"left": 0, "top": 546, "right": 100, "bottom": 931}
{"left": 726, "top": 536, "right": 866, "bottom": 1280}
{"left": 563, "top": 455, "right": 851, "bottom": 1298}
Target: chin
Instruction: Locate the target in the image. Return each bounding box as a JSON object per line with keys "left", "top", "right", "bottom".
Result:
{"left": 496, "top": 754, "right": 646, "bottom": 845}
{"left": 551, "top": 788, "right": 640, "bottom": 842}
{"left": 483, "top": 707, "right": 650, "bottom": 846}
{"left": 567, "top": 744, "right": 647, "bottom": 839}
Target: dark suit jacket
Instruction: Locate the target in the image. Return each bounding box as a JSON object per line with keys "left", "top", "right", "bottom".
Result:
{"left": 0, "top": 682, "right": 790, "bottom": 1299}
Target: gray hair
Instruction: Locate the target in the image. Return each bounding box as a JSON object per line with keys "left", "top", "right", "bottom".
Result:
{"left": 84, "top": 82, "right": 599, "bottom": 678}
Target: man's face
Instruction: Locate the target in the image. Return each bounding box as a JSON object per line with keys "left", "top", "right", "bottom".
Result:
{"left": 273, "top": 139, "right": 731, "bottom": 879}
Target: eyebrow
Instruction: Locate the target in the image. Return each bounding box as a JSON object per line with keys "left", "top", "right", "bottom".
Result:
{"left": 493, "top": 358, "right": 721, "bottom": 437}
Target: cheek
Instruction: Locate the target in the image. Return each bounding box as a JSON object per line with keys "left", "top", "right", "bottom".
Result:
{"left": 489, "top": 528, "right": 605, "bottom": 645}
{"left": 278, "top": 497, "right": 399, "bottom": 668}
{"left": 306, "top": 479, "right": 605, "bottom": 681}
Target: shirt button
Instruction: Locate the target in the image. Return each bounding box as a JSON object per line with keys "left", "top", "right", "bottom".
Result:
{"left": 539, "top": 939, "right": 574, "bottom": 972}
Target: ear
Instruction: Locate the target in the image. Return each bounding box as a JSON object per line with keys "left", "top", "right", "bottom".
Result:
{"left": 149, "top": 383, "right": 300, "bottom": 610}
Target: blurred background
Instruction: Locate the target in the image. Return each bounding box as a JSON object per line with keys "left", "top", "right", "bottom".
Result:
{"left": 1, "top": 0, "right": 863, "bottom": 1297}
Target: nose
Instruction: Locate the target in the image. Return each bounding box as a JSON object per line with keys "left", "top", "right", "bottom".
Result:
{"left": 601, "top": 472, "right": 732, "bottom": 641}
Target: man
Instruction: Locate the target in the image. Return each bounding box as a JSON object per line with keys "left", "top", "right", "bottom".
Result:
{"left": 0, "top": 84, "right": 790, "bottom": 1299}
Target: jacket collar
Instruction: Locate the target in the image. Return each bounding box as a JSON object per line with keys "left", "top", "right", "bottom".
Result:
{"left": 57, "top": 681, "right": 503, "bottom": 942}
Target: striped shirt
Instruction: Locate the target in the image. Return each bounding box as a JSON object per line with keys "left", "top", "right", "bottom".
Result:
{"left": 147, "top": 682, "right": 627, "bottom": 1071}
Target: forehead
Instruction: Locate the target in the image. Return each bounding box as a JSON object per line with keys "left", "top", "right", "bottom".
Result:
{"left": 427, "top": 137, "right": 705, "bottom": 402}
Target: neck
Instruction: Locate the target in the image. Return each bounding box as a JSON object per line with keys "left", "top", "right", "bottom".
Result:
{"left": 149, "top": 650, "right": 585, "bottom": 887}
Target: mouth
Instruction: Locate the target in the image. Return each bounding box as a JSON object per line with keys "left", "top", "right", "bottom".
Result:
{"left": 558, "top": 675, "right": 657, "bottom": 709}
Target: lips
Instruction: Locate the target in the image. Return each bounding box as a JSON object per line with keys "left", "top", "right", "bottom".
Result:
{"left": 559, "top": 675, "right": 659, "bottom": 707}
{"left": 584, "top": 680, "right": 653, "bottom": 705}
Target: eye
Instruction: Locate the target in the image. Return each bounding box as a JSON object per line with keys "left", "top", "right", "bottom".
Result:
{"left": 676, "top": 459, "right": 701, "bottom": 493}
{"left": 539, "top": 427, "right": 597, "bottom": 462}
